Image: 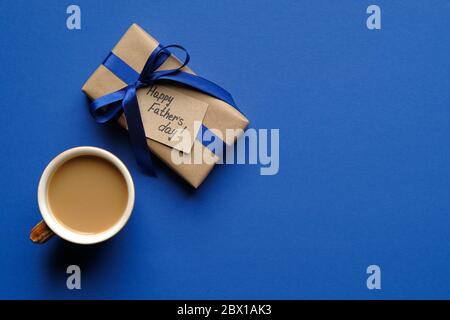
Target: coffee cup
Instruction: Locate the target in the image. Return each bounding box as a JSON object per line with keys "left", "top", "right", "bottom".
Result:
{"left": 30, "top": 146, "right": 135, "bottom": 245}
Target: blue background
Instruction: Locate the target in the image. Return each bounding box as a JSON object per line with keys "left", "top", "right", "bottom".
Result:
{"left": 0, "top": 0, "right": 449, "bottom": 299}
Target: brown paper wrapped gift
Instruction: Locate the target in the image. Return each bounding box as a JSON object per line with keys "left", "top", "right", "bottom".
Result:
{"left": 82, "top": 24, "right": 249, "bottom": 188}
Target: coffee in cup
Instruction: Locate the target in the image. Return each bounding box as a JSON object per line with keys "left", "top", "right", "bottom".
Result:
{"left": 30, "top": 147, "right": 135, "bottom": 245}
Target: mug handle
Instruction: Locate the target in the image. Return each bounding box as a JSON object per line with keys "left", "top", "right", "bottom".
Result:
{"left": 30, "top": 220, "right": 54, "bottom": 244}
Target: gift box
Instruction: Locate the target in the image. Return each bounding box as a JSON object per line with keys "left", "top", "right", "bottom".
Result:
{"left": 82, "top": 24, "right": 249, "bottom": 188}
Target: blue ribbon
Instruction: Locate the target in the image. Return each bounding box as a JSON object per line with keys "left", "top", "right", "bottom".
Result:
{"left": 89, "top": 44, "right": 240, "bottom": 176}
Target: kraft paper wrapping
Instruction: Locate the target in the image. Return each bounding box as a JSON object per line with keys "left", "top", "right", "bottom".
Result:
{"left": 82, "top": 24, "right": 249, "bottom": 188}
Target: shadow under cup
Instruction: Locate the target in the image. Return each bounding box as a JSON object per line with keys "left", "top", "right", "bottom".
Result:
{"left": 37, "top": 147, "right": 135, "bottom": 245}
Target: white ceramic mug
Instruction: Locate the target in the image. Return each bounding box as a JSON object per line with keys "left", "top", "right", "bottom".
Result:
{"left": 30, "top": 146, "right": 135, "bottom": 245}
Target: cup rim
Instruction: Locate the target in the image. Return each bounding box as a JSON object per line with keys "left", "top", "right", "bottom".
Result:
{"left": 38, "top": 146, "right": 135, "bottom": 245}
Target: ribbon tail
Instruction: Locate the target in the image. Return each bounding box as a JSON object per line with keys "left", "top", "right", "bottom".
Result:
{"left": 154, "top": 71, "right": 242, "bottom": 113}
{"left": 122, "top": 86, "right": 157, "bottom": 177}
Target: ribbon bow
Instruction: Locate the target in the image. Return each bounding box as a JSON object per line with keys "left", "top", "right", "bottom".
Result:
{"left": 89, "top": 44, "right": 239, "bottom": 176}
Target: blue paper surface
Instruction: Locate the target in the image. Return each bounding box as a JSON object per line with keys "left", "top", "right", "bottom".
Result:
{"left": 0, "top": 0, "right": 449, "bottom": 299}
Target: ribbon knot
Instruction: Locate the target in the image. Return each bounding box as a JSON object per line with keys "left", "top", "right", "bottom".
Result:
{"left": 89, "top": 43, "right": 239, "bottom": 176}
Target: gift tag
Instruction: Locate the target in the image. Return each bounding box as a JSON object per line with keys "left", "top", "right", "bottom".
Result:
{"left": 137, "top": 85, "right": 208, "bottom": 153}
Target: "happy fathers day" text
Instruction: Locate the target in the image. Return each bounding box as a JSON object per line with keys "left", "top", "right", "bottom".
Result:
{"left": 145, "top": 85, "right": 186, "bottom": 140}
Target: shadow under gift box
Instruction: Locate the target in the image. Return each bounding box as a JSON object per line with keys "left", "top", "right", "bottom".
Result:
{"left": 82, "top": 24, "right": 249, "bottom": 188}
